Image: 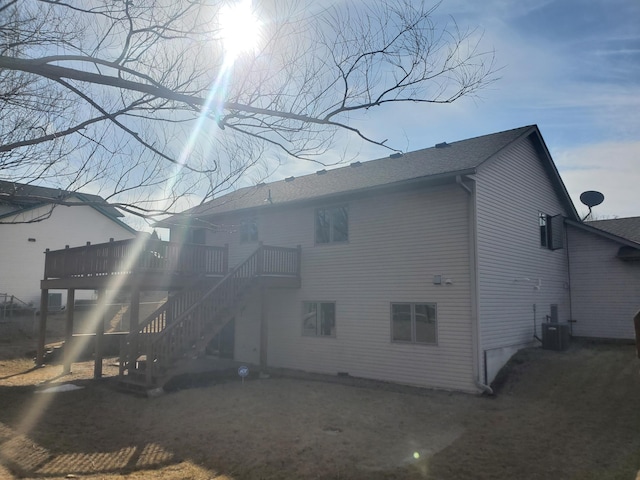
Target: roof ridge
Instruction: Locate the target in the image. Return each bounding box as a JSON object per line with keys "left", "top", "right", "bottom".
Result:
{"left": 0, "top": 179, "right": 125, "bottom": 221}
{"left": 249, "top": 124, "right": 537, "bottom": 188}
{"left": 165, "top": 125, "right": 541, "bottom": 224}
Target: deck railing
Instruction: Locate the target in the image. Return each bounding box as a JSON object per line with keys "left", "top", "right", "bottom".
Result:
{"left": 44, "top": 238, "right": 229, "bottom": 279}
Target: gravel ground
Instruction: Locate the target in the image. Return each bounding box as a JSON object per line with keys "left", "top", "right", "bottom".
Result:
{"left": 1, "top": 314, "right": 639, "bottom": 479}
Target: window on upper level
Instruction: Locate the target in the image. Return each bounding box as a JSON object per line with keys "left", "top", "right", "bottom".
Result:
{"left": 539, "top": 212, "right": 564, "bottom": 250}
{"left": 302, "top": 301, "right": 336, "bottom": 337}
{"left": 391, "top": 303, "right": 437, "bottom": 344}
{"left": 191, "top": 228, "right": 206, "bottom": 245}
{"left": 315, "top": 206, "right": 348, "bottom": 244}
{"left": 240, "top": 219, "right": 258, "bottom": 243}
{"left": 539, "top": 213, "right": 549, "bottom": 248}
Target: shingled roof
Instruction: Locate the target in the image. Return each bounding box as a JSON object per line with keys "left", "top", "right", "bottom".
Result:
{"left": 587, "top": 217, "right": 640, "bottom": 244}
{"left": 160, "top": 124, "right": 575, "bottom": 226}
{"left": 0, "top": 180, "right": 128, "bottom": 223}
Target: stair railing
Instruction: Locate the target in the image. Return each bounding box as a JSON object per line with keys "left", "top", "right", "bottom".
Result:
{"left": 145, "top": 247, "right": 264, "bottom": 381}
{"left": 119, "top": 286, "right": 206, "bottom": 375}
{"left": 119, "top": 244, "right": 300, "bottom": 384}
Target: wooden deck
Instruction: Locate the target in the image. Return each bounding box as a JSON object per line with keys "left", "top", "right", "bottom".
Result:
{"left": 37, "top": 240, "right": 302, "bottom": 374}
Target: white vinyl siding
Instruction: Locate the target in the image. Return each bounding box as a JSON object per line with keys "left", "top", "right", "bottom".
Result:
{"left": 223, "top": 184, "right": 476, "bottom": 392}
{"left": 475, "top": 135, "right": 571, "bottom": 383}
{"left": 0, "top": 203, "right": 135, "bottom": 307}
{"left": 567, "top": 225, "right": 639, "bottom": 339}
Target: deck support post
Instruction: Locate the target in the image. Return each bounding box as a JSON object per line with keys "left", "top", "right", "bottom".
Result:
{"left": 259, "top": 284, "right": 268, "bottom": 371}
{"left": 63, "top": 288, "right": 75, "bottom": 374}
{"left": 94, "top": 290, "right": 105, "bottom": 379}
{"left": 128, "top": 288, "right": 140, "bottom": 370}
{"left": 257, "top": 241, "right": 264, "bottom": 275}
{"left": 36, "top": 289, "right": 49, "bottom": 366}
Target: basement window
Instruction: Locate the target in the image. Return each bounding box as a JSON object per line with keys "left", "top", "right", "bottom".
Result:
{"left": 315, "top": 206, "right": 348, "bottom": 244}
{"left": 391, "top": 303, "right": 437, "bottom": 344}
{"left": 302, "top": 302, "right": 336, "bottom": 337}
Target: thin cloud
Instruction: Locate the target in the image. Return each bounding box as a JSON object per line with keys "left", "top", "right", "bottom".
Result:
{"left": 556, "top": 141, "right": 640, "bottom": 218}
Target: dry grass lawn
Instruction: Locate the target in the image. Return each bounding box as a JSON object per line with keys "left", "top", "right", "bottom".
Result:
{"left": 1, "top": 313, "right": 639, "bottom": 479}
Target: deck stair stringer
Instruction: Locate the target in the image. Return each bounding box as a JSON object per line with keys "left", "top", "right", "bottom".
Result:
{"left": 117, "top": 244, "right": 286, "bottom": 390}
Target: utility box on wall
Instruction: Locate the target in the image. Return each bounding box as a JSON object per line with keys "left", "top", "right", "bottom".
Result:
{"left": 542, "top": 323, "right": 570, "bottom": 351}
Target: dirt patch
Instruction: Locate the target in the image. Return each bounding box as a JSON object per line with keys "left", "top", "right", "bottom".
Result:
{"left": 1, "top": 315, "right": 639, "bottom": 479}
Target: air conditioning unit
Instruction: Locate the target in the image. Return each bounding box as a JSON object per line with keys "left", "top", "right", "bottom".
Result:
{"left": 542, "top": 323, "right": 570, "bottom": 351}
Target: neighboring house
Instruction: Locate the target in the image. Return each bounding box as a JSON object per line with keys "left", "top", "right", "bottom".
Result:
{"left": 156, "top": 125, "right": 581, "bottom": 393}
{"left": 0, "top": 181, "right": 137, "bottom": 308}
{"left": 565, "top": 217, "right": 640, "bottom": 340}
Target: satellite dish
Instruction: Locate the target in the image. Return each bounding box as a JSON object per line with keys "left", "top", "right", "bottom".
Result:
{"left": 579, "top": 190, "right": 604, "bottom": 221}
{"left": 579, "top": 191, "right": 604, "bottom": 208}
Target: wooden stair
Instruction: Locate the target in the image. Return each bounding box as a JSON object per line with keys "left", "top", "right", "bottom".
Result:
{"left": 117, "top": 244, "right": 298, "bottom": 393}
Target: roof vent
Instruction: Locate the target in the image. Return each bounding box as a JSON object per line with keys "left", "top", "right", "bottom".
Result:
{"left": 316, "top": 169, "right": 327, "bottom": 175}
{"left": 285, "top": 176, "right": 295, "bottom": 182}
{"left": 350, "top": 161, "right": 362, "bottom": 167}
{"left": 389, "top": 152, "right": 403, "bottom": 159}
{"left": 435, "top": 142, "right": 450, "bottom": 148}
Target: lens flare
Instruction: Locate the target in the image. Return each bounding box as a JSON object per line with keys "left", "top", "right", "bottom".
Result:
{"left": 220, "top": 0, "right": 261, "bottom": 60}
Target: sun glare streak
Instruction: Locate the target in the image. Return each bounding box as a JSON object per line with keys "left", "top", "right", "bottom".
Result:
{"left": 62, "top": 235, "right": 152, "bottom": 371}
{"left": 159, "top": 1, "right": 261, "bottom": 214}
{"left": 160, "top": 64, "right": 233, "bottom": 211}
{"left": 14, "top": 235, "right": 154, "bottom": 439}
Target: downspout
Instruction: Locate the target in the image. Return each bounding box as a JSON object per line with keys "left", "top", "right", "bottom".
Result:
{"left": 456, "top": 175, "right": 493, "bottom": 395}
{"left": 565, "top": 223, "right": 574, "bottom": 336}
{"left": 533, "top": 303, "right": 542, "bottom": 343}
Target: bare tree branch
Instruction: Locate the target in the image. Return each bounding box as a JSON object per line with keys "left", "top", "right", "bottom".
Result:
{"left": 1, "top": 0, "right": 498, "bottom": 224}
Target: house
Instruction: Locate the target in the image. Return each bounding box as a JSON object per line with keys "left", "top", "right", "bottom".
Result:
{"left": 564, "top": 217, "right": 640, "bottom": 340}
{"left": 35, "top": 125, "right": 640, "bottom": 394}
{"left": 0, "top": 180, "right": 137, "bottom": 309}
{"left": 153, "top": 124, "right": 578, "bottom": 393}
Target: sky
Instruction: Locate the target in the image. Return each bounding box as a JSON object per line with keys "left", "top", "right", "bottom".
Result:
{"left": 275, "top": 0, "right": 640, "bottom": 220}
{"left": 13, "top": 0, "right": 635, "bottom": 228}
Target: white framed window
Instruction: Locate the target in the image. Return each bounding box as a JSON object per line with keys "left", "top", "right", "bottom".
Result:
{"left": 240, "top": 219, "right": 258, "bottom": 243}
{"left": 539, "top": 212, "right": 550, "bottom": 248}
{"left": 315, "top": 206, "right": 348, "bottom": 244}
{"left": 391, "top": 303, "right": 437, "bottom": 344}
{"left": 302, "top": 301, "right": 336, "bottom": 337}
{"left": 191, "top": 228, "right": 206, "bottom": 245}
{"left": 539, "top": 212, "right": 564, "bottom": 250}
